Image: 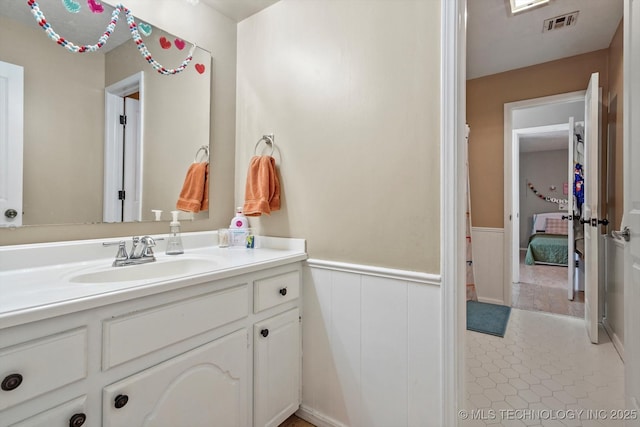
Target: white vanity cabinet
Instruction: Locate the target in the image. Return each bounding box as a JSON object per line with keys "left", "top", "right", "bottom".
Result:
{"left": 102, "top": 329, "right": 248, "bottom": 427}
{"left": 0, "top": 259, "right": 303, "bottom": 427}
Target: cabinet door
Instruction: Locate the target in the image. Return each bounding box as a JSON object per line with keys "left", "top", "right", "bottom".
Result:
{"left": 254, "top": 308, "right": 301, "bottom": 427}
{"left": 103, "top": 329, "right": 248, "bottom": 427}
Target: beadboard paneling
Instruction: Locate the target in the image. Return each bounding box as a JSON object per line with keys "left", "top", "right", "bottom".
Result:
{"left": 471, "top": 227, "right": 505, "bottom": 305}
{"left": 604, "top": 236, "right": 625, "bottom": 360}
{"left": 300, "top": 261, "right": 441, "bottom": 427}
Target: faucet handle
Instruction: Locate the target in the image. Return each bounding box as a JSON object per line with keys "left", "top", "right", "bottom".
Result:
{"left": 103, "top": 241, "right": 129, "bottom": 262}
{"left": 114, "top": 241, "right": 129, "bottom": 261}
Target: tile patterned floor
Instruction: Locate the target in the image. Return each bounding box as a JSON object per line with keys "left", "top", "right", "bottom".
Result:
{"left": 515, "top": 252, "right": 585, "bottom": 318}
{"left": 464, "top": 309, "right": 626, "bottom": 427}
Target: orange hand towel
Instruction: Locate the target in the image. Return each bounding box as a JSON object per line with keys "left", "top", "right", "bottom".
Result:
{"left": 176, "top": 161, "right": 209, "bottom": 213}
{"left": 243, "top": 156, "right": 280, "bottom": 216}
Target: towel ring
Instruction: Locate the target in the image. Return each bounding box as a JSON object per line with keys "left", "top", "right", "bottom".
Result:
{"left": 254, "top": 134, "right": 275, "bottom": 156}
{"left": 193, "top": 145, "right": 209, "bottom": 163}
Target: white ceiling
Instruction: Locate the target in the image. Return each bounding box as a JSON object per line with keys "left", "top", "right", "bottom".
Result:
{"left": 201, "top": 0, "right": 278, "bottom": 22}
{"left": 467, "top": 0, "right": 623, "bottom": 79}
{"left": 520, "top": 131, "right": 568, "bottom": 153}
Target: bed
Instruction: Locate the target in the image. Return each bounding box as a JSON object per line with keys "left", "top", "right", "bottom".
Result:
{"left": 524, "top": 213, "right": 569, "bottom": 266}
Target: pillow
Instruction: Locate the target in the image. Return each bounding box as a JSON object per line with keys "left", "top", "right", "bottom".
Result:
{"left": 545, "top": 218, "right": 568, "bottom": 235}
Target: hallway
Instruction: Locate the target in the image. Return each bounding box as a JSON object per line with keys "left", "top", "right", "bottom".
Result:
{"left": 464, "top": 309, "right": 625, "bottom": 426}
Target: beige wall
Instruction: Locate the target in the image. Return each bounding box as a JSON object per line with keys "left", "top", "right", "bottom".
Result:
{"left": 608, "top": 21, "right": 624, "bottom": 230}
{"left": 0, "top": 1, "right": 237, "bottom": 244}
{"left": 467, "top": 50, "right": 610, "bottom": 228}
{"left": 236, "top": 0, "right": 441, "bottom": 273}
{"left": 0, "top": 16, "right": 104, "bottom": 225}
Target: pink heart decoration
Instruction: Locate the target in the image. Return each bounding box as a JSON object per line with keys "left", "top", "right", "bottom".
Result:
{"left": 159, "top": 36, "right": 172, "bottom": 49}
{"left": 195, "top": 64, "right": 205, "bottom": 74}
{"left": 87, "top": 0, "right": 104, "bottom": 13}
{"left": 174, "top": 39, "right": 186, "bottom": 50}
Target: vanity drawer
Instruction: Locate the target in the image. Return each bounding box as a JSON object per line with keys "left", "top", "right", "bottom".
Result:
{"left": 103, "top": 285, "right": 248, "bottom": 369}
{"left": 253, "top": 270, "right": 300, "bottom": 313}
{"left": 0, "top": 328, "right": 87, "bottom": 411}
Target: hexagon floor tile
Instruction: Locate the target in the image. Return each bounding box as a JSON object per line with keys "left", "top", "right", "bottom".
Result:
{"left": 463, "top": 308, "right": 626, "bottom": 426}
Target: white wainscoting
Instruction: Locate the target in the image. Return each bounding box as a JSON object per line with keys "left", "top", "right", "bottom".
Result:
{"left": 299, "top": 260, "right": 442, "bottom": 427}
{"left": 604, "top": 236, "right": 625, "bottom": 360}
{"left": 471, "top": 227, "right": 505, "bottom": 305}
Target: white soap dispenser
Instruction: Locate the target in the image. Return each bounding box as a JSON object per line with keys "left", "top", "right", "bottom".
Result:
{"left": 229, "top": 207, "right": 248, "bottom": 229}
{"left": 166, "top": 211, "right": 184, "bottom": 255}
{"left": 229, "top": 207, "right": 249, "bottom": 247}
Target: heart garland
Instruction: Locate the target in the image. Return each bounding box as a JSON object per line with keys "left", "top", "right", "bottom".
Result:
{"left": 87, "top": 0, "right": 104, "bottom": 14}
{"left": 28, "top": 0, "right": 196, "bottom": 75}
{"left": 62, "top": 0, "right": 81, "bottom": 13}
{"left": 527, "top": 182, "right": 568, "bottom": 205}
{"left": 138, "top": 22, "right": 152, "bottom": 36}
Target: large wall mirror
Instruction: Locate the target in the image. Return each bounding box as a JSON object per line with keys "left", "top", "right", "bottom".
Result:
{"left": 0, "top": 0, "right": 211, "bottom": 227}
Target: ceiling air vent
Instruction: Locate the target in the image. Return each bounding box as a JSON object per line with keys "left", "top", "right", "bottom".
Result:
{"left": 543, "top": 11, "right": 579, "bottom": 32}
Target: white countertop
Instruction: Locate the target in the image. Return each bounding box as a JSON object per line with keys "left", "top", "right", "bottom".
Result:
{"left": 0, "top": 232, "right": 307, "bottom": 329}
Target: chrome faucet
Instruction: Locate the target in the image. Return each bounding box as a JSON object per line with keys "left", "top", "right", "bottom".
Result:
{"left": 103, "top": 236, "right": 160, "bottom": 267}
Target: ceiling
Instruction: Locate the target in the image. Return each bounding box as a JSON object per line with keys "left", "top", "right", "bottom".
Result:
{"left": 520, "top": 131, "right": 568, "bottom": 153}
{"left": 467, "top": 0, "right": 623, "bottom": 79}
{"left": 201, "top": 0, "right": 278, "bottom": 22}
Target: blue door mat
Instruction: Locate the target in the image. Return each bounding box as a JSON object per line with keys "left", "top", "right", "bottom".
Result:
{"left": 466, "top": 300, "right": 511, "bottom": 337}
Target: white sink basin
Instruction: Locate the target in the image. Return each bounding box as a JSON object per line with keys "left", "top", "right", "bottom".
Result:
{"left": 69, "top": 257, "right": 218, "bottom": 284}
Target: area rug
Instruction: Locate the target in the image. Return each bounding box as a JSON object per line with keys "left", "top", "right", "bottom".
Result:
{"left": 466, "top": 300, "right": 511, "bottom": 337}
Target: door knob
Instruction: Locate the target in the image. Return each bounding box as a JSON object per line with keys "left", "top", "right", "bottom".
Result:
{"left": 612, "top": 227, "right": 631, "bottom": 242}
{"left": 4, "top": 209, "right": 17, "bottom": 219}
{"left": 561, "top": 215, "right": 573, "bottom": 221}
{"left": 260, "top": 329, "right": 269, "bottom": 338}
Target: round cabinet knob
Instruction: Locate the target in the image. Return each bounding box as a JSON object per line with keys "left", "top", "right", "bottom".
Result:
{"left": 4, "top": 209, "right": 17, "bottom": 219}
{"left": 279, "top": 287, "right": 287, "bottom": 296}
{"left": 69, "top": 413, "right": 87, "bottom": 427}
{"left": 114, "top": 394, "right": 129, "bottom": 409}
{"left": 260, "top": 329, "right": 269, "bottom": 338}
{"left": 1, "top": 373, "right": 23, "bottom": 391}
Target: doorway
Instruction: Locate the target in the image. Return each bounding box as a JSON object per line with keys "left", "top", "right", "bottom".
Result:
{"left": 103, "top": 72, "right": 144, "bottom": 223}
{"left": 503, "top": 92, "right": 586, "bottom": 307}
{"left": 512, "top": 123, "right": 586, "bottom": 317}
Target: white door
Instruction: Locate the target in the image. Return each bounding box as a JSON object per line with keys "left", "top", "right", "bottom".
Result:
{"left": 583, "top": 72, "right": 601, "bottom": 344}
{"left": 123, "top": 97, "right": 141, "bottom": 222}
{"left": 566, "top": 117, "right": 575, "bottom": 300}
{"left": 623, "top": 0, "right": 640, "bottom": 418}
{"left": 0, "top": 61, "right": 23, "bottom": 227}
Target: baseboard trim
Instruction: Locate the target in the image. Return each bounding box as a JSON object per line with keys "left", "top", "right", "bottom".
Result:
{"left": 296, "top": 405, "right": 345, "bottom": 427}
{"left": 305, "top": 259, "right": 441, "bottom": 286}
{"left": 603, "top": 318, "right": 625, "bottom": 362}
{"left": 477, "top": 297, "right": 506, "bottom": 306}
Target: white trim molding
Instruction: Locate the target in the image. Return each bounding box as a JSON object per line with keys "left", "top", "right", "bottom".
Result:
{"left": 305, "top": 259, "right": 441, "bottom": 286}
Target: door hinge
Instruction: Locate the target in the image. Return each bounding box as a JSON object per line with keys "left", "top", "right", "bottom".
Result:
{"left": 118, "top": 190, "right": 126, "bottom": 200}
{"left": 119, "top": 115, "right": 127, "bottom": 125}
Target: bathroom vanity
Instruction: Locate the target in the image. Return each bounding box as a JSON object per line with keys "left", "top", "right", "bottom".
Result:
{"left": 0, "top": 232, "right": 306, "bottom": 427}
